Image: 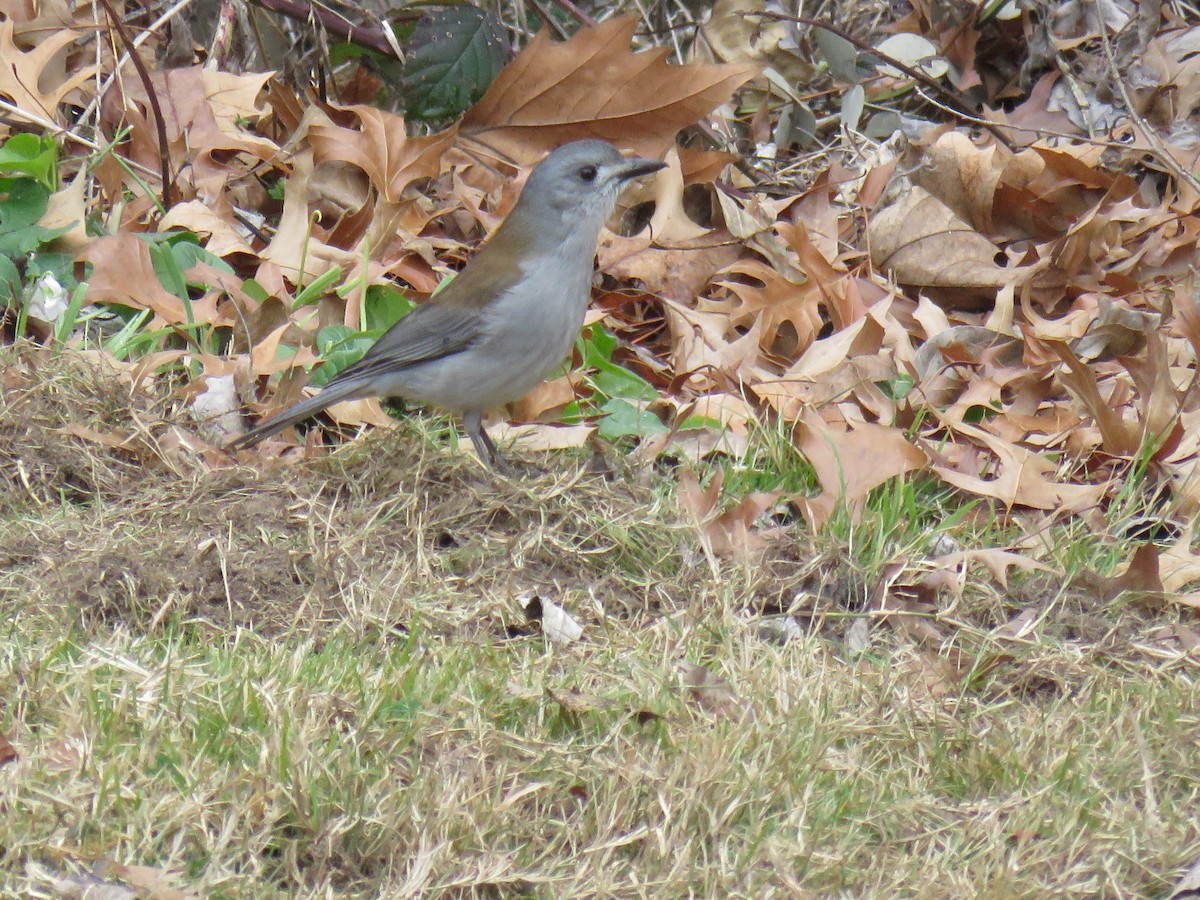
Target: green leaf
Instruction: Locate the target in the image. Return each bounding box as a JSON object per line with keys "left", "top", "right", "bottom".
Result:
{"left": 0, "top": 134, "right": 57, "bottom": 189}
{"left": 880, "top": 374, "right": 915, "bottom": 400}
{"left": 241, "top": 279, "right": 270, "bottom": 303}
{"left": 168, "top": 238, "right": 236, "bottom": 285}
{"left": 364, "top": 285, "right": 413, "bottom": 332}
{"left": 292, "top": 266, "right": 344, "bottom": 309}
{"left": 148, "top": 240, "right": 187, "bottom": 299}
{"left": 591, "top": 366, "right": 658, "bottom": 402}
{"left": 578, "top": 322, "right": 617, "bottom": 365}
{"left": 311, "top": 325, "right": 378, "bottom": 386}
{"left": 597, "top": 398, "right": 668, "bottom": 442}
{"left": 402, "top": 4, "right": 509, "bottom": 121}
{"left": 0, "top": 255, "right": 20, "bottom": 300}
{"left": 0, "top": 179, "right": 50, "bottom": 238}
{"left": 578, "top": 323, "right": 658, "bottom": 401}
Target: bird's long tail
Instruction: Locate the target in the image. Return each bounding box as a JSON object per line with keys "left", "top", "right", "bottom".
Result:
{"left": 227, "top": 377, "right": 372, "bottom": 450}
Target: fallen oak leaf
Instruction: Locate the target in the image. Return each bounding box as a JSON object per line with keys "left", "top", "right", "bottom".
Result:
{"left": 868, "top": 184, "right": 1037, "bottom": 309}
{"left": 790, "top": 410, "right": 928, "bottom": 529}
{"left": 309, "top": 106, "right": 456, "bottom": 203}
{"left": 1075, "top": 543, "right": 1165, "bottom": 604}
{"left": 678, "top": 467, "right": 782, "bottom": 561}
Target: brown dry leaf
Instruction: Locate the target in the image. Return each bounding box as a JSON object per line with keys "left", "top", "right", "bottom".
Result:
{"left": 548, "top": 687, "right": 613, "bottom": 713}
{"left": 791, "top": 411, "right": 928, "bottom": 529}
{"left": 868, "top": 184, "right": 1034, "bottom": 303}
{"left": 931, "top": 548, "right": 1056, "bottom": 591}
{"left": 663, "top": 298, "right": 767, "bottom": 392}
{"left": 1159, "top": 526, "right": 1200, "bottom": 593}
{"left": 309, "top": 107, "right": 455, "bottom": 203}
{"left": 895, "top": 649, "right": 961, "bottom": 701}
{"left": 488, "top": 422, "right": 595, "bottom": 452}
{"left": 510, "top": 375, "right": 577, "bottom": 421}
{"left": 119, "top": 68, "right": 279, "bottom": 198}
{"left": 699, "top": 0, "right": 815, "bottom": 89}
{"left": 910, "top": 131, "right": 1045, "bottom": 236}
{"left": 104, "top": 863, "right": 194, "bottom": 900}
{"left": 678, "top": 467, "right": 781, "bottom": 560}
{"left": 677, "top": 660, "right": 755, "bottom": 722}
{"left": 78, "top": 235, "right": 197, "bottom": 326}
{"left": 597, "top": 149, "right": 741, "bottom": 302}
{"left": 992, "top": 607, "right": 1040, "bottom": 641}
{"left": 460, "top": 17, "right": 759, "bottom": 163}
{"left": 1050, "top": 341, "right": 1140, "bottom": 457}
{"left": 39, "top": 168, "right": 89, "bottom": 251}
{"left": 0, "top": 19, "right": 95, "bottom": 120}
{"left": 258, "top": 149, "right": 358, "bottom": 283}
{"left": 709, "top": 257, "right": 821, "bottom": 356}
{"left": 932, "top": 419, "right": 1107, "bottom": 512}
{"left": 1077, "top": 543, "right": 1165, "bottom": 603}
{"left": 161, "top": 200, "right": 255, "bottom": 257}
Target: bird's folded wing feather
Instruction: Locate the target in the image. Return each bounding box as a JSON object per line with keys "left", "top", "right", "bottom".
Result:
{"left": 329, "top": 301, "right": 485, "bottom": 385}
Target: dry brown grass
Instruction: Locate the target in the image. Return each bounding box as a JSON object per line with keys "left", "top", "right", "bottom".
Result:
{"left": 1, "top": 347, "right": 1198, "bottom": 897}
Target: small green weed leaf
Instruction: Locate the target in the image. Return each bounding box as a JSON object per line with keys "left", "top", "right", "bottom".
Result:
{"left": 0, "top": 134, "right": 57, "bottom": 189}
{"left": 312, "top": 325, "right": 377, "bottom": 386}
{"left": 0, "top": 255, "right": 20, "bottom": 299}
{"left": 293, "top": 267, "right": 344, "bottom": 308}
{"left": 592, "top": 366, "right": 658, "bottom": 402}
{"left": 578, "top": 323, "right": 659, "bottom": 402}
{"left": 0, "top": 179, "right": 51, "bottom": 243}
{"left": 364, "top": 284, "right": 413, "bottom": 332}
{"left": 880, "top": 374, "right": 915, "bottom": 400}
{"left": 169, "top": 238, "right": 235, "bottom": 284}
{"left": 597, "top": 397, "right": 668, "bottom": 442}
{"left": 403, "top": 4, "right": 509, "bottom": 121}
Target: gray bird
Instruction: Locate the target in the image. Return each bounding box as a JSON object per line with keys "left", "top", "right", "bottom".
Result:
{"left": 229, "top": 140, "right": 665, "bottom": 471}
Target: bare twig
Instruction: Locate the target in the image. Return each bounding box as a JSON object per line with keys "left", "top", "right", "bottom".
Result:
{"left": 96, "top": 0, "right": 174, "bottom": 211}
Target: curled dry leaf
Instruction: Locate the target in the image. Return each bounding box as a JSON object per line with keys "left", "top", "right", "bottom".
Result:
{"left": 678, "top": 467, "right": 782, "bottom": 559}
{"left": 309, "top": 106, "right": 456, "bottom": 204}
{"left": 522, "top": 594, "right": 584, "bottom": 644}
{"left": 677, "top": 660, "right": 755, "bottom": 722}
{"left": 548, "top": 687, "right": 612, "bottom": 713}
{"left": 1076, "top": 543, "right": 1165, "bottom": 604}
{"left": 932, "top": 418, "right": 1107, "bottom": 512}
{"left": 868, "top": 184, "right": 1035, "bottom": 307}
{"left": 699, "top": 0, "right": 815, "bottom": 89}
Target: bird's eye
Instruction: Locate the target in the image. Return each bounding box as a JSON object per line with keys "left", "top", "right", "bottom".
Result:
{"left": 578, "top": 165, "right": 597, "bottom": 182}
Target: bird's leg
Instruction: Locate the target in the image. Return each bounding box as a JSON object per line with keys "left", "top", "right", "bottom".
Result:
{"left": 463, "top": 409, "right": 513, "bottom": 475}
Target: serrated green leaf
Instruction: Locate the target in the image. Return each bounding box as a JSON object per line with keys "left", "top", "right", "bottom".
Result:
{"left": 402, "top": 5, "right": 509, "bottom": 121}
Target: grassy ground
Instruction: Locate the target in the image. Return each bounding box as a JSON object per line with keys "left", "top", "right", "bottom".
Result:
{"left": 2, "top": 347, "right": 1198, "bottom": 898}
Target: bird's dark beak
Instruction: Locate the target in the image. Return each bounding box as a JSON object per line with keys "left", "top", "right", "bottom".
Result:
{"left": 615, "top": 157, "right": 667, "bottom": 182}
